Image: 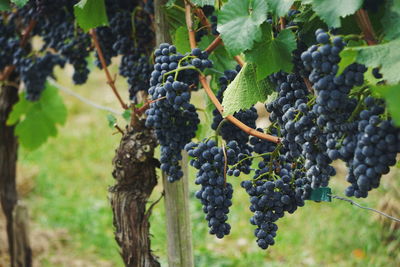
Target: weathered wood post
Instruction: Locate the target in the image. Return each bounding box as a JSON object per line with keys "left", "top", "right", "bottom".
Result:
{"left": 154, "top": 1, "right": 195, "bottom": 266}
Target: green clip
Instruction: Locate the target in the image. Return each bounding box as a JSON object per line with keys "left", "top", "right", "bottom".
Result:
{"left": 309, "top": 187, "right": 332, "bottom": 202}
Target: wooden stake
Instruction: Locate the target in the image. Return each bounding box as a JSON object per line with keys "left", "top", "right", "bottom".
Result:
{"left": 155, "top": 1, "right": 195, "bottom": 266}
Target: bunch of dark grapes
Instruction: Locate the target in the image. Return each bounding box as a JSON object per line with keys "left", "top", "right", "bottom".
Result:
{"left": 241, "top": 145, "right": 306, "bottom": 249}
{"left": 97, "top": 0, "right": 155, "bottom": 101}
{"left": 185, "top": 139, "right": 239, "bottom": 238}
{"left": 0, "top": 0, "right": 92, "bottom": 100}
{"left": 211, "top": 66, "right": 257, "bottom": 176}
{"left": 145, "top": 44, "right": 212, "bottom": 182}
{"left": 16, "top": 53, "right": 66, "bottom": 100}
{"left": 345, "top": 97, "right": 400, "bottom": 198}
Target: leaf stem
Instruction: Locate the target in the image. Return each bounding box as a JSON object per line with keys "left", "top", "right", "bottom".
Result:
{"left": 89, "top": 29, "right": 129, "bottom": 110}
{"left": 355, "top": 9, "right": 378, "bottom": 46}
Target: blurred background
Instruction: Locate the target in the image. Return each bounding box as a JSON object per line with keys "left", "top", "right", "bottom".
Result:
{"left": 0, "top": 61, "right": 399, "bottom": 267}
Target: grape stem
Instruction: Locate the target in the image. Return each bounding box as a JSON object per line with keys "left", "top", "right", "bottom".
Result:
{"left": 193, "top": 7, "right": 212, "bottom": 31}
{"left": 205, "top": 35, "right": 222, "bottom": 54}
{"left": 113, "top": 124, "right": 125, "bottom": 135}
{"left": 184, "top": 1, "right": 280, "bottom": 143}
{"left": 0, "top": 19, "right": 37, "bottom": 82}
{"left": 135, "top": 96, "right": 167, "bottom": 116}
{"left": 89, "top": 29, "right": 129, "bottom": 110}
{"left": 355, "top": 9, "right": 378, "bottom": 46}
{"left": 279, "top": 17, "right": 286, "bottom": 31}
{"left": 189, "top": 2, "right": 245, "bottom": 67}
{"left": 221, "top": 142, "right": 228, "bottom": 186}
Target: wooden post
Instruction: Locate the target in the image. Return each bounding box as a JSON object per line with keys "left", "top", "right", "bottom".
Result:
{"left": 154, "top": 1, "right": 195, "bottom": 266}
{"left": 0, "top": 79, "right": 32, "bottom": 267}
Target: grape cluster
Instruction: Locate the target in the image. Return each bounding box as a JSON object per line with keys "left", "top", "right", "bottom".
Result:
{"left": 145, "top": 44, "right": 212, "bottom": 182}
{"left": 96, "top": 0, "right": 155, "bottom": 101}
{"left": 345, "top": 98, "right": 399, "bottom": 197}
{"left": 17, "top": 53, "right": 66, "bottom": 100}
{"left": 241, "top": 149, "right": 306, "bottom": 249}
{"left": 211, "top": 67, "right": 257, "bottom": 176}
{"left": 0, "top": 0, "right": 91, "bottom": 100}
{"left": 185, "top": 139, "right": 239, "bottom": 238}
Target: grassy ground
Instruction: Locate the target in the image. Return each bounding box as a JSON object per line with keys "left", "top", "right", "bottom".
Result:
{"left": 16, "top": 66, "right": 400, "bottom": 266}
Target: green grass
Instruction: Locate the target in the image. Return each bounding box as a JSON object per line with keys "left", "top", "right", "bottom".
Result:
{"left": 18, "top": 68, "right": 399, "bottom": 266}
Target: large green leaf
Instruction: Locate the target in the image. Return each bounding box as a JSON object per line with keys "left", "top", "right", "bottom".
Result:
{"left": 217, "top": 0, "right": 268, "bottom": 56}
{"left": 339, "top": 39, "right": 400, "bottom": 84}
{"left": 192, "top": 0, "right": 215, "bottom": 6}
{"left": 0, "top": 0, "right": 10, "bottom": 10}
{"left": 382, "top": 0, "right": 400, "bottom": 40}
{"left": 268, "top": 0, "right": 295, "bottom": 17}
{"left": 74, "top": 0, "right": 109, "bottom": 32}
{"left": 305, "top": 0, "right": 363, "bottom": 28}
{"left": 370, "top": 83, "right": 400, "bottom": 126}
{"left": 245, "top": 24, "right": 296, "bottom": 80}
{"left": 174, "top": 26, "right": 191, "bottom": 54}
{"left": 7, "top": 83, "right": 67, "bottom": 150}
{"left": 10, "top": 0, "right": 27, "bottom": 7}
{"left": 222, "top": 63, "right": 273, "bottom": 116}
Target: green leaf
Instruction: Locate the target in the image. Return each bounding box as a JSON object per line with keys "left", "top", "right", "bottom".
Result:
{"left": 268, "top": 0, "right": 295, "bottom": 17}
{"left": 370, "top": 83, "right": 400, "bottom": 126}
{"left": 337, "top": 49, "right": 358, "bottom": 75}
{"left": 222, "top": 63, "right": 272, "bottom": 116}
{"left": 198, "top": 35, "right": 237, "bottom": 77}
{"left": 217, "top": 0, "right": 268, "bottom": 56}
{"left": 339, "top": 39, "right": 400, "bottom": 84}
{"left": 10, "top": 0, "right": 27, "bottom": 7}
{"left": 166, "top": 0, "right": 177, "bottom": 7}
{"left": 382, "top": 0, "right": 400, "bottom": 40}
{"left": 74, "top": 0, "right": 109, "bottom": 32}
{"left": 7, "top": 83, "right": 67, "bottom": 150}
{"left": 192, "top": 0, "right": 215, "bottom": 6}
{"left": 106, "top": 114, "right": 117, "bottom": 128}
{"left": 174, "top": 26, "right": 191, "bottom": 54}
{"left": 122, "top": 109, "right": 132, "bottom": 122}
{"left": 265, "top": 91, "right": 278, "bottom": 105}
{"left": 245, "top": 24, "right": 296, "bottom": 80}
{"left": 164, "top": 4, "right": 186, "bottom": 33}
{"left": 0, "top": 0, "right": 10, "bottom": 10}
{"left": 306, "top": 0, "right": 363, "bottom": 28}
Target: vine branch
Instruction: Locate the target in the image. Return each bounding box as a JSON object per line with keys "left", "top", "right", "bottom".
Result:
{"left": 183, "top": 1, "right": 280, "bottom": 143}
{"left": 89, "top": 29, "right": 129, "bottom": 110}
{"left": 355, "top": 9, "right": 378, "bottom": 45}
{"left": 205, "top": 35, "right": 222, "bottom": 54}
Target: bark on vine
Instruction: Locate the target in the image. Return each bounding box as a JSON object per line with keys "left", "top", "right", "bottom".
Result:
{"left": 110, "top": 120, "right": 160, "bottom": 267}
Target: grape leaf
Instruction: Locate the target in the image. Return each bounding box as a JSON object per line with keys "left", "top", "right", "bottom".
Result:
{"left": 245, "top": 24, "right": 296, "bottom": 80}
{"left": 198, "top": 35, "right": 237, "bottom": 78}
{"left": 10, "top": 0, "right": 27, "bottom": 7}
{"left": 217, "top": 0, "right": 268, "bottom": 56}
{"left": 268, "top": 0, "right": 295, "bottom": 17}
{"left": 192, "top": 0, "right": 215, "bottom": 6}
{"left": 305, "top": 0, "right": 363, "bottom": 28}
{"left": 174, "top": 26, "right": 191, "bottom": 54}
{"left": 122, "top": 109, "right": 132, "bottom": 122}
{"left": 370, "top": 83, "right": 400, "bottom": 126}
{"left": 74, "top": 0, "right": 109, "bottom": 32}
{"left": 164, "top": 4, "right": 186, "bottom": 33}
{"left": 0, "top": 0, "right": 10, "bottom": 10}
{"left": 339, "top": 39, "right": 400, "bottom": 84}
{"left": 107, "top": 114, "right": 117, "bottom": 128}
{"left": 382, "top": 0, "right": 400, "bottom": 40}
{"left": 7, "top": 83, "right": 67, "bottom": 150}
{"left": 222, "top": 63, "right": 272, "bottom": 116}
